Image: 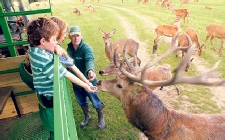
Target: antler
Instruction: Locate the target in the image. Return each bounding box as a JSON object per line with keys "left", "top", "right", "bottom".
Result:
{"left": 115, "top": 31, "right": 225, "bottom": 87}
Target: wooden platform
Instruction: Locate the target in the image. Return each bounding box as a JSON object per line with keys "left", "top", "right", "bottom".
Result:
{"left": 0, "top": 56, "right": 38, "bottom": 119}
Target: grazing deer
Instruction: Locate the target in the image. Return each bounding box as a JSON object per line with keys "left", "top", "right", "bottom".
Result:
{"left": 72, "top": 8, "right": 81, "bottom": 16}
{"left": 99, "top": 29, "right": 141, "bottom": 65}
{"left": 186, "top": 27, "right": 203, "bottom": 56}
{"left": 205, "top": 6, "right": 212, "bottom": 10}
{"left": 169, "top": 6, "right": 189, "bottom": 24}
{"left": 152, "top": 16, "right": 181, "bottom": 54}
{"left": 97, "top": 32, "right": 225, "bottom": 139}
{"left": 180, "top": 0, "right": 190, "bottom": 7}
{"left": 88, "top": 5, "right": 96, "bottom": 12}
{"left": 176, "top": 33, "right": 194, "bottom": 72}
{"left": 205, "top": 24, "right": 225, "bottom": 57}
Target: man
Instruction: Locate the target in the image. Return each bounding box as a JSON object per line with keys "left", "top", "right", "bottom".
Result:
{"left": 67, "top": 25, "right": 106, "bottom": 129}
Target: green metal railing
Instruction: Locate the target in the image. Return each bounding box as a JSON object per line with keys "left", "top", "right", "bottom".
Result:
{"left": 0, "top": 1, "right": 52, "bottom": 57}
{"left": 53, "top": 54, "right": 78, "bottom": 140}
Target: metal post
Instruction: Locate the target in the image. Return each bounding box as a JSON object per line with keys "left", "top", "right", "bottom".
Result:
{"left": 0, "top": 3, "right": 17, "bottom": 57}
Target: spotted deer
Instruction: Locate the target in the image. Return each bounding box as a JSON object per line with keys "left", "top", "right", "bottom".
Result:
{"left": 99, "top": 29, "right": 141, "bottom": 66}
{"left": 97, "top": 32, "right": 225, "bottom": 139}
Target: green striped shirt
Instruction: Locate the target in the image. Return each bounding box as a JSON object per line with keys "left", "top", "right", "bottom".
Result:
{"left": 28, "top": 46, "right": 67, "bottom": 97}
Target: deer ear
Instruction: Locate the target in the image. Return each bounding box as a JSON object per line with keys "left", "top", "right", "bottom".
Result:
{"left": 110, "top": 29, "right": 116, "bottom": 36}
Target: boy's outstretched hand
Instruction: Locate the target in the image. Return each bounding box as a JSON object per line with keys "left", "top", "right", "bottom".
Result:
{"left": 84, "top": 84, "right": 98, "bottom": 93}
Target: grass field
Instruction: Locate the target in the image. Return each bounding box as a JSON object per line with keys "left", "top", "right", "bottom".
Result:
{"left": 30, "top": 0, "right": 225, "bottom": 139}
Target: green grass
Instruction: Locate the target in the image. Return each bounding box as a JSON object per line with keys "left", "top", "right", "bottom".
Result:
{"left": 30, "top": 0, "right": 225, "bottom": 139}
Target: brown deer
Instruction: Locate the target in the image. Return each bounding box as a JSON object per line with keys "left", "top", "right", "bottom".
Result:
{"left": 205, "top": 24, "right": 225, "bottom": 57}
{"left": 186, "top": 27, "right": 203, "bottom": 56}
{"left": 72, "top": 8, "right": 81, "bottom": 16}
{"left": 99, "top": 29, "right": 141, "bottom": 65}
{"left": 153, "top": 16, "right": 181, "bottom": 54}
{"left": 97, "top": 32, "right": 225, "bottom": 139}
{"left": 161, "top": 0, "right": 172, "bottom": 8}
{"left": 180, "top": 0, "right": 190, "bottom": 7}
{"left": 169, "top": 6, "right": 189, "bottom": 24}
{"left": 88, "top": 5, "right": 96, "bottom": 12}
{"left": 176, "top": 33, "right": 194, "bottom": 72}
{"left": 205, "top": 6, "right": 212, "bottom": 10}
{"left": 99, "top": 59, "right": 180, "bottom": 94}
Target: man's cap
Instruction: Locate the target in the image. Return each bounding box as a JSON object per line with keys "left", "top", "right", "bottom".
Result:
{"left": 69, "top": 25, "right": 81, "bottom": 36}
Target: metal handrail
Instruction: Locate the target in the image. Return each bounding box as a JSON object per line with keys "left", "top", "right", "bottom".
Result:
{"left": 53, "top": 54, "right": 78, "bottom": 140}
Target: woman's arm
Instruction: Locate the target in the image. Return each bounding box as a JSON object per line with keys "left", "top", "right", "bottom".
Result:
{"left": 64, "top": 71, "right": 97, "bottom": 92}
{"left": 67, "top": 65, "right": 93, "bottom": 86}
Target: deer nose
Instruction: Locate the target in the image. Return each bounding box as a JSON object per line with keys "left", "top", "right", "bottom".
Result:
{"left": 99, "top": 70, "right": 104, "bottom": 76}
{"left": 97, "top": 80, "right": 102, "bottom": 86}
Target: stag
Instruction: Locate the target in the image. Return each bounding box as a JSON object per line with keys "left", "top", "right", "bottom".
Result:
{"left": 97, "top": 32, "right": 225, "bottom": 139}
{"left": 204, "top": 24, "right": 225, "bottom": 57}
{"left": 99, "top": 29, "right": 141, "bottom": 65}
{"left": 99, "top": 59, "right": 180, "bottom": 93}
{"left": 153, "top": 16, "right": 181, "bottom": 54}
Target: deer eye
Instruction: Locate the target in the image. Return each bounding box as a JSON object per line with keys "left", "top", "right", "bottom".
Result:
{"left": 116, "top": 84, "right": 122, "bottom": 88}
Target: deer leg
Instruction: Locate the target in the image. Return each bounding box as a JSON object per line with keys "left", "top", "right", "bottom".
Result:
{"left": 153, "top": 35, "right": 161, "bottom": 54}
{"left": 218, "top": 39, "right": 224, "bottom": 57}
{"left": 205, "top": 34, "right": 211, "bottom": 49}
{"left": 210, "top": 36, "right": 216, "bottom": 51}
{"left": 174, "top": 85, "right": 180, "bottom": 95}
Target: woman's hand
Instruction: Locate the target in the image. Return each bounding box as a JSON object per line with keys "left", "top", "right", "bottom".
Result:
{"left": 54, "top": 44, "right": 63, "bottom": 56}
{"left": 88, "top": 70, "right": 96, "bottom": 82}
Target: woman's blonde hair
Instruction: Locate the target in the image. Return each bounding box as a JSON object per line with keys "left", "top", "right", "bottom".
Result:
{"left": 50, "top": 16, "right": 68, "bottom": 41}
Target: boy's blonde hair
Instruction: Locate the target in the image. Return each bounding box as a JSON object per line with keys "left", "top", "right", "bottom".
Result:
{"left": 27, "top": 17, "right": 59, "bottom": 46}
